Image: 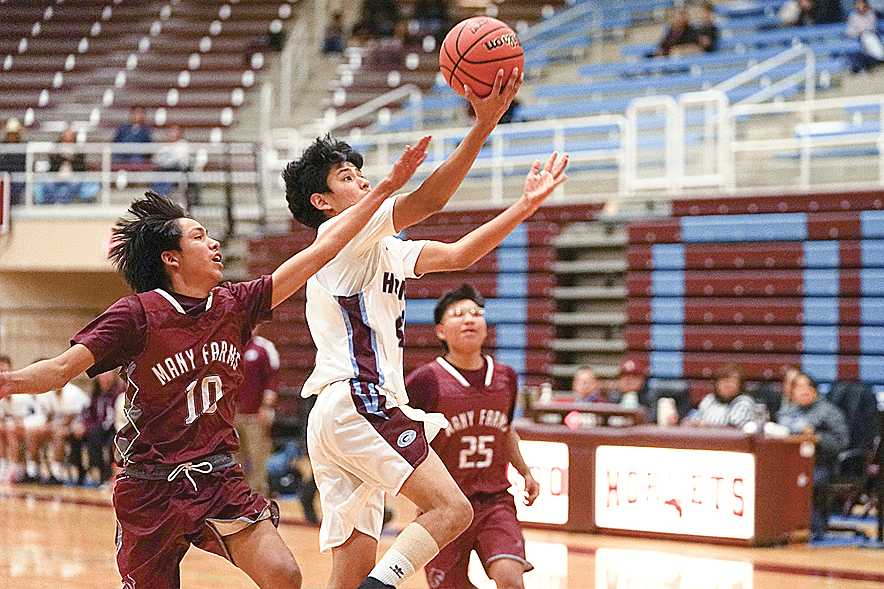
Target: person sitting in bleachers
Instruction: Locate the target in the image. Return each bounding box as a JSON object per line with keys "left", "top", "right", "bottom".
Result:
{"left": 323, "top": 12, "right": 347, "bottom": 54}
{"left": 651, "top": 7, "right": 697, "bottom": 57}
{"left": 568, "top": 366, "right": 605, "bottom": 403}
{"left": 606, "top": 357, "right": 649, "bottom": 408}
{"left": 0, "top": 118, "right": 26, "bottom": 205}
{"left": 152, "top": 124, "right": 199, "bottom": 207}
{"left": 67, "top": 369, "right": 124, "bottom": 486}
{"left": 692, "top": 1, "right": 719, "bottom": 53}
{"left": 112, "top": 106, "right": 153, "bottom": 165}
{"left": 39, "top": 124, "right": 87, "bottom": 204}
{"left": 29, "top": 381, "right": 90, "bottom": 484}
{"left": 683, "top": 363, "right": 756, "bottom": 429}
{"left": 845, "top": 0, "right": 883, "bottom": 72}
{"left": 775, "top": 372, "right": 849, "bottom": 540}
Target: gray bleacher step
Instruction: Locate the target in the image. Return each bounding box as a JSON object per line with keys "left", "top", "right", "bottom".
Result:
{"left": 552, "top": 311, "right": 626, "bottom": 326}
{"left": 554, "top": 227, "right": 628, "bottom": 248}
{"left": 552, "top": 285, "right": 627, "bottom": 299}
{"left": 550, "top": 364, "right": 619, "bottom": 380}
{"left": 553, "top": 259, "right": 627, "bottom": 274}
{"left": 551, "top": 339, "right": 627, "bottom": 353}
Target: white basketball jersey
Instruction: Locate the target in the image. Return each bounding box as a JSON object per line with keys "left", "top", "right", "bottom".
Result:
{"left": 301, "top": 196, "right": 426, "bottom": 405}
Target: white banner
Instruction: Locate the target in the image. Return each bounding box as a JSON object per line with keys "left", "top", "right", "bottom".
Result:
{"left": 594, "top": 445, "right": 756, "bottom": 539}
{"left": 507, "top": 440, "right": 569, "bottom": 525}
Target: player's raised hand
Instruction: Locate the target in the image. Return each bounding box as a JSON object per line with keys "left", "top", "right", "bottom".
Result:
{"left": 464, "top": 68, "right": 522, "bottom": 126}
{"left": 384, "top": 135, "right": 431, "bottom": 192}
{"left": 520, "top": 152, "right": 569, "bottom": 211}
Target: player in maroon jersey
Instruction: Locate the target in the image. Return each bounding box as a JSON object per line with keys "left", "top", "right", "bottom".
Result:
{"left": 0, "top": 138, "right": 429, "bottom": 589}
{"left": 405, "top": 284, "right": 540, "bottom": 589}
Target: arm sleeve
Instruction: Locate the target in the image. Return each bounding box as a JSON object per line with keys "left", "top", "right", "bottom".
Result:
{"left": 71, "top": 297, "right": 146, "bottom": 377}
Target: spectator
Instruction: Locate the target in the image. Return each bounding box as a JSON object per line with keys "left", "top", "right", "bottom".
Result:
{"left": 355, "top": 0, "right": 401, "bottom": 40}
{"left": 782, "top": 0, "right": 845, "bottom": 26}
{"left": 152, "top": 124, "right": 199, "bottom": 207}
{"left": 652, "top": 7, "right": 696, "bottom": 57}
{"left": 68, "top": 369, "right": 124, "bottom": 486}
{"left": 607, "top": 357, "right": 648, "bottom": 406}
{"left": 684, "top": 363, "right": 756, "bottom": 428}
{"left": 814, "top": 0, "right": 846, "bottom": 24}
{"left": 776, "top": 373, "right": 849, "bottom": 540}
{"left": 569, "top": 366, "right": 605, "bottom": 403}
{"left": 323, "top": 12, "right": 347, "bottom": 54}
{"left": 245, "top": 19, "right": 287, "bottom": 67}
{"left": 30, "top": 381, "right": 90, "bottom": 484}
{"left": 692, "top": 1, "right": 719, "bottom": 52}
{"left": 235, "top": 333, "right": 280, "bottom": 497}
{"left": 2, "top": 391, "right": 35, "bottom": 483}
{"left": 846, "top": 0, "right": 883, "bottom": 73}
{"left": 0, "top": 118, "right": 26, "bottom": 205}
{"left": 0, "top": 355, "right": 12, "bottom": 481}
{"left": 112, "top": 106, "right": 152, "bottom": 164}
{"left": 40, "top": 124, "right": 87, "bottom": 204}
{"left": 411, "top": 0, "right": 450, "bottom": 46}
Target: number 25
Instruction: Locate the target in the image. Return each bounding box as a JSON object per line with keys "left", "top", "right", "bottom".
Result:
{"left": 459, "top": 435, "right": 494, "bottom": 469}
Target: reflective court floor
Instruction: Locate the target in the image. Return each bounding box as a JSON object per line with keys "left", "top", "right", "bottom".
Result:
{"left": 2, "top": 485, "right": 883, "bottom": 589}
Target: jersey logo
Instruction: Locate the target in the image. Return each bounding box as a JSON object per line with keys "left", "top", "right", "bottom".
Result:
{"left": 397, "top": 429, "right": 417, "bottom": 447}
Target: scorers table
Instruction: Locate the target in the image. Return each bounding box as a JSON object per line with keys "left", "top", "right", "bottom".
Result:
{"left": 508, "top": 402, "right": 815, "bottom": 546}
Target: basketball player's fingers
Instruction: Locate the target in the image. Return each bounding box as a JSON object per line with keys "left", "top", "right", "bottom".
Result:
{"left": 552, "top": 153, "right": 570, "bottom": 176}
{"left": 542, "top": 152, "right": 559, "bottom": 173}
{"left": 505, "top": 68, "right": 522, "bottom": 94}
{"left": 490, "top": 68, "right": 506, "bottom": 95}
{"left": 529, "top": 159, "right": 542, "bottom": 176}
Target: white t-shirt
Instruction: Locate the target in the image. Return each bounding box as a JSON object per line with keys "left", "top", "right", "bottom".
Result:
{"left": 301, "top": 196, "right": 426, "bottom": 404}
{"left": 34, "top": 383, "right": 90, "bottom": 423}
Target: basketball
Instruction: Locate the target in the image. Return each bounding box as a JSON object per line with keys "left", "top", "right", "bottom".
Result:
{"left": 439, "top": 17, "right": 523, "bottom": 98}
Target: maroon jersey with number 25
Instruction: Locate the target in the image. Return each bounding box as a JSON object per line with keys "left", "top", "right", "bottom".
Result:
{"left": 406, "top": 356, "right": 518, "bottom": 497}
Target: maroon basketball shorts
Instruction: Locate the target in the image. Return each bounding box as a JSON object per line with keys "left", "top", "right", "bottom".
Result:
{"left": 113, "top": 463, "right": 276, "bottom": 588}
{"left": 424, "top": 490, "right": 533, "bottom": 589}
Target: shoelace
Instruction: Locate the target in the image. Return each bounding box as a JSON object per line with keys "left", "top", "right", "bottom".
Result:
{"left": 166, "top": 460, "right": 214, "bottom": 491}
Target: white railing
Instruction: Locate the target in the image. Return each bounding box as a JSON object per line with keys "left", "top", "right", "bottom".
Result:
{"left": 4, "top": 98, "right": 884, "bottom": 222}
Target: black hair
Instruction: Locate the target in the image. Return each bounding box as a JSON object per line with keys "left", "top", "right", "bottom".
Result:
{"left": 282, "top": 134, "right": 364, "bottom": 228}
{"left": 433, "top": 284, "right": 486, "bottom": 325}
{"left": 109, "top": 191, "right": 187, "bottom": 293}
{"left": 0, "top": 354, "right": 11, "bottom": 367}
{"left": 433, "top": 284, "right": 486, "bottom": 353}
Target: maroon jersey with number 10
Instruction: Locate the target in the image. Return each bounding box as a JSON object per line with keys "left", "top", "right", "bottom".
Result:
{"left": 72, "top": 277, "right": 272, "bottom": 467}
{"left": 405, "top": 356, "right": 518, "bottom": 497}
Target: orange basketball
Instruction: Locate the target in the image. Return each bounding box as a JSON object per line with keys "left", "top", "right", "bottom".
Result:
{"left": 439, "top": 17, "right": 523, "bottom": 98}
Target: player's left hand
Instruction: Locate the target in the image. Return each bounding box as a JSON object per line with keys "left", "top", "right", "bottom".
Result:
{"left": 523, "top": 473, "right": 540, "bottom": 506}
{"left": 520, "top": 152, "right": 569, "bottom": 212}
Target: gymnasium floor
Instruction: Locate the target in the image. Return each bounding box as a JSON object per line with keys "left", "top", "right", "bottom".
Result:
{"left": 1, "top": 484, "right": 883, "bottom": 589}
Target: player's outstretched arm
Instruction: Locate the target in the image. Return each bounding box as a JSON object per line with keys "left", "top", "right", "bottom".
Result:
{"left": 392, "top": 69, "right": 522, "bottom": 232}
{"left": 413, "top": 152, "right": 568, "bottom": 276}
{"left": 0, "top": 344, "right": 94, "bottom": 400}
{"left": 506, "top": 427, "right": 540, "bottom": 506}
{"left": 270, "top": 137, "right": 430, "bottom": 308}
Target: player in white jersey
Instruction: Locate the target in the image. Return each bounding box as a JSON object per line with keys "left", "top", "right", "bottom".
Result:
{"left": 283, "top": 68, "right": 569, "bottom": 589}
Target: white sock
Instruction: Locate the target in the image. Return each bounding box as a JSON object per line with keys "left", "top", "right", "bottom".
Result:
{"left": 367, "top": 522, "right": 440, "bottom": 588}
{"left": 368, "top": 549, "right": 414, "bottom": 587}
{"left": 50, "top": 461, "right": 64, "bottom": 480}
{"left": 26, "top": 460, "right": 38, "bottom": 478}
